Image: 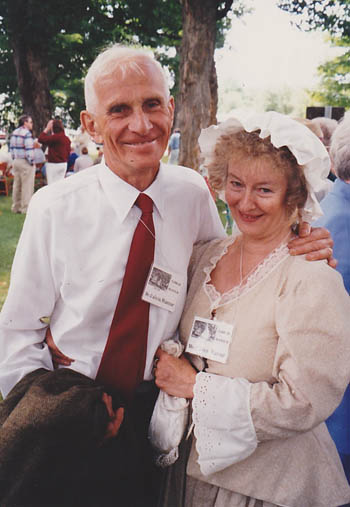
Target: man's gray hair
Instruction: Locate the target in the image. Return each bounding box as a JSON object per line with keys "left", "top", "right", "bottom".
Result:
{"left": 84, "top": 44, "right": 170, "bottom": 113}
{"left": 311, "top": 117, "right": 338, "bottom": 148}
{"left": 330, "top": 118, "right": 350, "bottom": 181}
{"left": 18, "top": 114, "right": 31, "bottom": 127}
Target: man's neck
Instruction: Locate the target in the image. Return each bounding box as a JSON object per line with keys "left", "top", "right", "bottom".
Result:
{"left": 105, "top": 158, "right": 160, "bottom": 191}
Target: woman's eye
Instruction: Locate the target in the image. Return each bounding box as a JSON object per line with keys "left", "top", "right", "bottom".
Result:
{"left": 259, "top": 187, "right": 272, "bottom": 194}
{"left": 231, "top": 180, "right": 242, "bottom": 188}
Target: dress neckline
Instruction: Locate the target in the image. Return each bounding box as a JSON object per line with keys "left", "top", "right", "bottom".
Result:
{"left": 203, "top": 235, "right": 290, "bottom": 308}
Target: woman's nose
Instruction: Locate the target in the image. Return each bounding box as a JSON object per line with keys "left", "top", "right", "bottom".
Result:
{"left": 238, "top": 190, "right": 255, "bottom": 211}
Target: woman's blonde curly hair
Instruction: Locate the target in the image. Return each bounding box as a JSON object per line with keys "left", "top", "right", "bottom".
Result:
{"left": 207, "top": 127, "right": 308, "bottom": 217}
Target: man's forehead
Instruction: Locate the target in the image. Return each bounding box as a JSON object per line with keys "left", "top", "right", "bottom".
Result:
{"left": 96, "top": 67, "right": 169, "bottom": 107}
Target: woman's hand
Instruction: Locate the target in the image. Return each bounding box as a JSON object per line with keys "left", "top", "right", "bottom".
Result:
{"left": 45, "top": 328, "right": 75, "bottom": 368}
{"left": 44, "top": 119, "right": 53, "bottom": 133}
{"left": 288, "top": 224, "right": 337, "bottom": 268}
{"left": 153, "top": 347, "right": 197, "bottom": 399}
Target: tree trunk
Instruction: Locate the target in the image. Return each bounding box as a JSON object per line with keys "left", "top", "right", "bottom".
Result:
{"left": 7, "top": 1, "right": 52, "bottom": 136}
{"left": 178, "top": 0, "right": 218, "bottom": 171}
{"left": 209, "top": 58, "right": 218, "bottom": 126}
{"left": 10, "top": 43, "right": 52, "bottom": 136}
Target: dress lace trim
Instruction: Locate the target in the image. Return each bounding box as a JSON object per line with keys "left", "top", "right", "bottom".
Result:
{"left": 204, "top": 236, "right": 290, "bottom": 308}
{"left": 192, "top": 372, "right": 257, "bottom": 476}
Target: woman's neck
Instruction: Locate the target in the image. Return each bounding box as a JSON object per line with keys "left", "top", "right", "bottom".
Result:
{"left": 239, "top": 226, "right": 293, "bottom": 259}
{"left": 238, "top": 227, "right": 293, "bottom": 283}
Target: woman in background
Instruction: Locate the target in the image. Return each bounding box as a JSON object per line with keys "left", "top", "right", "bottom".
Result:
{"left": 38, "top": 119, "right": 71, "bottom": 184}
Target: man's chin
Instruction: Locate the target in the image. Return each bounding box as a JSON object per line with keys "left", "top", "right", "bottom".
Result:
{"left": 125, "top": 153, "right": 163, "bottom": 171}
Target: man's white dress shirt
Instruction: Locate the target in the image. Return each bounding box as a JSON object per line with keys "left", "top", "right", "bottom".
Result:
{"left": 0, "top": 161, "right": 225, "bottom": 397}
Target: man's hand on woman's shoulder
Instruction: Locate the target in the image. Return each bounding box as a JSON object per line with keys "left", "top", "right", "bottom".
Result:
{"left": 288, "top": 223, "right": 337, "bottom": 268}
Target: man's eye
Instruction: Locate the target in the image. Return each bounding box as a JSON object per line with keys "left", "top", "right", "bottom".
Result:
{"left": 146, "top": 100, "right": 160, "bottom": 109}
{"left": 259, "top": 187, "right": 272, "bottom": 194}
{"left": 110, "top": 105, "right": 127, "bottom": 114}
{"left": 231, "top": 180, "right": 242, "bottom": 188}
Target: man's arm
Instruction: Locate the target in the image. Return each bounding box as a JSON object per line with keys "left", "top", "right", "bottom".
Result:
{"left": 197, "top": 175, "right": 226, "bottom": 242}
{"left": 0, "top": 196, "right": 56, "bottom": 397}
{"left": 288, "top": 223, "right": 336, "bottom": 268}
{"left": 38, "top": 119, "right": 55, "bottom": 146}
{"left": 24, "top": 131, "right": 35, "bottom": 166}
{"left": 9, "top": 134, "right": 15, "bottom": 160}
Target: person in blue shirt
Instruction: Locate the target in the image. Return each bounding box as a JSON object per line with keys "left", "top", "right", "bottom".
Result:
{"left": 314, "top": 116, "right": 350, "bottom": 485}
{"left": 168, "top": 128, "right": 181, "bottom": 164}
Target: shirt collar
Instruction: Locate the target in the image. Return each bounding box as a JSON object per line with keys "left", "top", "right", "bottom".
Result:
{"left": 98, "top": 160, "right": 165, "bottom": 223}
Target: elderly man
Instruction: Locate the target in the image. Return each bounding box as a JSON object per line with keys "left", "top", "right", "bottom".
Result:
{"left": 0, "top": 45, "right": 334, "bottom": 506}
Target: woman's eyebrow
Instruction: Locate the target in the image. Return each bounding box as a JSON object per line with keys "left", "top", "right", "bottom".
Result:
{"left": 228, "top": 172, "right": 276, "bottom": 185}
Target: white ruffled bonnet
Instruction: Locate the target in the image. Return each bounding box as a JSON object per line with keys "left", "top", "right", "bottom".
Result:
{"left": 198, "top": 111, "right": 331, "bottom": 222}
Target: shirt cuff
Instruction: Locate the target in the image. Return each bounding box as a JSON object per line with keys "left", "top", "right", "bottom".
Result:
{"left": 192, "top": 372, "right": 258, "bottom": 476}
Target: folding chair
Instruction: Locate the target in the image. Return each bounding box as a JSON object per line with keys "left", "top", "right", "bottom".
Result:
{"left": 0, "top": 162, "right": 9, "bottom": 196}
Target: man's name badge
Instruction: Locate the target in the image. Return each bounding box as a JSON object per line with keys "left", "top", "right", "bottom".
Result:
{"left": 185, "top": 316, "right": 234, "bottom": 363}
{"left": 142, "top": 263, "right": 184, "bottom": 312}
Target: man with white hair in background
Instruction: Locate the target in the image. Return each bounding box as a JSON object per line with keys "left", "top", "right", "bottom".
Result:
{"left": 73, "top": 145, "right": 94, "bottom": 172}
{"left": 0, "top": 45, "right": 334, "bottom": 506}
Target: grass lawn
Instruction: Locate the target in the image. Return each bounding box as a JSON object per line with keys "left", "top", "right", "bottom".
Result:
{"left": 0, "top": 196, "right": 25, "bottom": 310}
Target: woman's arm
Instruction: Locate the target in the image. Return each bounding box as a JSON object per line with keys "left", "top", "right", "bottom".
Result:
{"left": 155, "top": 261, "right": 350, "bottom": 476}
{"left": 250, "top": 262, "right": 350, "bottom": 441}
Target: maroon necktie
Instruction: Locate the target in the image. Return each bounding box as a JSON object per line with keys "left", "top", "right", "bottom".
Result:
{"left": 96, "top": 193, "right": 155, "bottom": 400}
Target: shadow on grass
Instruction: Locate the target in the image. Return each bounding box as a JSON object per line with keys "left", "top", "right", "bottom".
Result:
{"left": 0, "top": 196, "right": 25, "bottom": 310}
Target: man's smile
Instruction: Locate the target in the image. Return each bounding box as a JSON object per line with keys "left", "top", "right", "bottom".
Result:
{"left": 123, "top": 138, "right": 158, "bottom": 146}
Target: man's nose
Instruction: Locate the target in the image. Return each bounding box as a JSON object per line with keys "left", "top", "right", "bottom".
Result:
{"left": 128, "top": 110, "right": 152, "bottom": 134}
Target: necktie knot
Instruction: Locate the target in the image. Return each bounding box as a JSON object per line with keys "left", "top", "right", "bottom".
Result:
{"left": 136, "top": 193, "right": 153, "bottom": 215}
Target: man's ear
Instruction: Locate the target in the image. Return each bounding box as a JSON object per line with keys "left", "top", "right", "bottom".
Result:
{"left": 80, "top": 110, "right": 104, "bottom": 144}
{"left": 168, "top": 96, "right": 175, "bottom": 126}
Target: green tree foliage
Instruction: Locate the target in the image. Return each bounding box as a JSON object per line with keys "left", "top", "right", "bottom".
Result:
{"left": 0, "top": 0, "right": 183, "bottom": 130}
{"left": 311, "top": 37, "right": 350, "bottom": 107}
{"left": 0, "top": 0, "right": 232, "bottom": 132}
{"left": 278, "top": 0, "right": 350, "bottom": 36}
{"left": 277, "top": 0, "right": 350, "bottom": 108}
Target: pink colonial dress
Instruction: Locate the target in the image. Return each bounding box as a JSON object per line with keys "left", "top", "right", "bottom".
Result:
{"left": 161, "top": 235, "right": 350, "bottom": 507}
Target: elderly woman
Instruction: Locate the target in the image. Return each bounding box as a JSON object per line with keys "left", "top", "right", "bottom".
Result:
{"left": 38, "top": 119, "right": 71, "bottom": 184}
{"left": 154, "top": 112, "right": 350, "bottom": 507}
{"left": 314, "top": 117, "right": 350, "bottom": 484}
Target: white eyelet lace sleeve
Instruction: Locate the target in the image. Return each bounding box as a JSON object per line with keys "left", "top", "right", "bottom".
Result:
{"left": 192, "top": 372, "right": 258, "bottom": 476}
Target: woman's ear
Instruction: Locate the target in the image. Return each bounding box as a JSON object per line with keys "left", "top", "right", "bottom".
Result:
{"left": 80, "top": 110, "right": 104, "bottom": 144}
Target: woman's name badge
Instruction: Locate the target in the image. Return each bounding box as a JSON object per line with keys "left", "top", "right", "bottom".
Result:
{"left": 185, "top": 316, "right": 234, "bottom": 363}
{"left": 142, "top": 264, "right": 184, "bottom": 312}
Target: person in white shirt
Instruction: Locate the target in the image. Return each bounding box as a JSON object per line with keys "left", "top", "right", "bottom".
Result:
{"left": 0, "top": 45, "right": 334, "bottom": 507}
{"left": 0, "top": 144, "right": 14, "bottom": 174}
{"left": 73, "top": 145, "right": 94, "bottom": 172}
